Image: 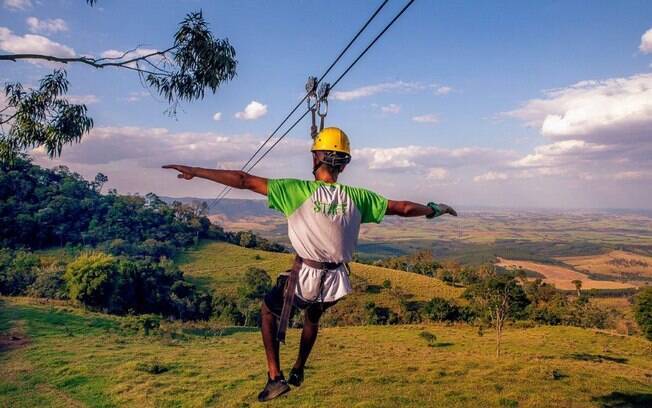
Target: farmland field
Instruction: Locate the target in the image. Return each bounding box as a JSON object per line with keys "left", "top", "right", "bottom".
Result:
{"left": 560, "top": 250, "right": 652, "bottom": 284}
{"left": 496, "top": 257, "right": 638, "bottom": 291}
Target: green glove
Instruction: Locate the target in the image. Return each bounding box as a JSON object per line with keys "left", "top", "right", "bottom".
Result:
{"left": 426, "top": 202, "right": 458, "bottom": 219}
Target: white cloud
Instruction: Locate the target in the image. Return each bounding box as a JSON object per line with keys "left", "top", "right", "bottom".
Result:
{"left": 332, "top": 81, "right": 453, "bottom": 101}
{"left": 510, "top": 140, "right": 610, "bottom": 169}
{"left": 506, "top": 74, "right": 652, "bottom": 143}
{"left": 26, "top": 17, "right": 68, "bottom": 34}
{"left": 0, "top": 26, "right": 75, "bottom": 59}
{"left": 355, "top": 145, "right": 515, "bottom": 171}
{"left": 380, "top": 104, "right": 401, "bottom": 114}
{"left": 640, "top": 28, "right": 652, "bottom": 54}
{"left": 235, "top": 100, "right": 267, "bottom": 120}
{"left": 426, "top": 167, "right": 449, "bottom": 180}
{"left": 332, "top": 81, "right": 425, "bottom": 101}
{"left": 100, "top": 48, "right": 160, "bottom": 69}
{"left": 412, "top": 113, "right": 439, "bottom": 124}
{"left": 119, "top": 91, "right": 150, "bottom": 103}
{"left": 474, "top": 171, "right": 508, "bottom": 182}
{"left": 495, "top": 71, "right": 652, "bottom": 185}
{"left": 64, "top": 94, "right": 99, "bottom": 105}
{"left": 212, "top": 112, "right": 222, "bottom": 121}
{"left": 3, "top": 0, "right": 32, "bottom": 10}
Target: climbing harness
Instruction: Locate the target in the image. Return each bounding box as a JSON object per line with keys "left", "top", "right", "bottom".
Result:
{"left": 277, "top": 256, "right": 344, "bottom": 343}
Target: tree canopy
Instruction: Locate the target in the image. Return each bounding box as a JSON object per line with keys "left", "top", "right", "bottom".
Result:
{"left": 0, "top": 7, "right": 237, "bottom": 163}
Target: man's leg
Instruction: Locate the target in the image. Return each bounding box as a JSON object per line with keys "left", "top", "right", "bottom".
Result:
{"left": 260, "top": 302, "right": 282, "bottom": 378}
{"left": 292, "top": 306, "right": 323, "bottom": 371}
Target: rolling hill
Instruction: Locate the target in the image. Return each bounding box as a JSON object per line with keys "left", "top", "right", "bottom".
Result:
{"left": 175, "top": 241, "right": 463, "bottom": 326}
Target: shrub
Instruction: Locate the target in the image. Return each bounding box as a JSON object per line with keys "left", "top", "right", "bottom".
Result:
{"left": 212, "top": 294, "right": 245, "bottom": 325}
{"left": 65, "top": 252, "right": 212, "bottom": 320}
{"left": 419, "top": 330, "right": 437, "bottom": 345}
{"left": 238, "top": 267, "right": 272, "bottom": 300}
{"left": 65, "top": 252, "right": 118, "bottom": 310}
{"left": 0, "top": 249, "right": 40, "bottom": 295}
{"left": 424, "top": 297, "right": 460, "bottom": 322}
{"left": 27, "top": 262, "right": 68, "bottom": 299}
{"left": 633, "top": 287, "right": 652, "bottom": 341}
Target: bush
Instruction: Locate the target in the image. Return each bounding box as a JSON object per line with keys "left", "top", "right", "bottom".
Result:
{"left": 419, "top": 330, "right": 437, "bottom": 345}
{"left": 238, "top": 267, "right": 272, "bottom": 300}
{"left": 64, "top": 251, "right": 212, "bottom": 320}
{"left": 0, "top": 249, "right": 40, "bottom": 295}
{"left": 633, "top": 287, "right": 652, "bottom": 341}
{"left": 65, "top": 252, "right": 118, "bottom": 310}
{"left": 212, "top": 294, "right": 245, "bottom": 325}
{"left": 424, "top": 297, "right": 460, "bottom": 322}
{"left": 27, "top": 262, "right": 68, "bottom": 299}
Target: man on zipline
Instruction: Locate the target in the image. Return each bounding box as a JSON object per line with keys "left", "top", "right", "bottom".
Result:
{"left": 163, "top": 127, "right": 457, "bottom": 402}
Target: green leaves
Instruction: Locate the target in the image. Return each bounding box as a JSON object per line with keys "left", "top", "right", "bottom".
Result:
{"left": 1, "top": 69, "right": 93, "bottom": 164}
{"left": 146, "top": 11, "right": 237, "bottom": 115}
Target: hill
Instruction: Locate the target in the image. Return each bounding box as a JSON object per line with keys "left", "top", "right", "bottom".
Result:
{"left": 176, "top": 241, "right": 463, "bottom": 325}
{"left": 1, "top": 298, "right": 650, "bottom": 407}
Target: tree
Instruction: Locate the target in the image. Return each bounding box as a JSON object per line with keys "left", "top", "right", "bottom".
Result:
{"left": 1, "top": 4, "right": 237, "bottom": 163}
{"left": 463, "top": 271, "right": 530, "bottom": 357}
{"left": 424, "top": 297, "right": 460, "bottom": 322}
{"left": 93, "top": 173, "right": 108, "bottom": 193}
{"left": 633, "top": 286, "right": 652, "bottom": 342}
{"left": 64, "top": 252, "right": 118, "bottom": 309}
{"left": 571, "top": 279, "right": 582, "bottom": 297}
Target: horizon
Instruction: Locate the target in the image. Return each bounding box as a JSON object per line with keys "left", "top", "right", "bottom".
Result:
{"left": 2, "top": 0, "right": 652, "bottom": 208}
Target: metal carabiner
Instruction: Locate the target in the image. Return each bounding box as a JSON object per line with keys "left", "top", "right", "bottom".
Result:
{"left": 318, "top": 99, "right": 328, "bottom": 131}
{"left": 306, "top": 77, "right": 320, "bottom": 138}
{"left": 317, "top": 82, "right": 330, "bottom": 131}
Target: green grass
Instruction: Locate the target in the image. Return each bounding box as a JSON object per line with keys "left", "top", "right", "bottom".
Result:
{"left": 176, "top": 241, "right": 463, "bottom": 324}
{"left": 1, "top": 298, "right": 651, "bottom": 407}
{"left": 177, "top": 241, "right": 462, "bottom": 301}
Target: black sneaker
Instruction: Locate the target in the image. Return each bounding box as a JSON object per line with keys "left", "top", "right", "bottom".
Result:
{"left": 257, "top": 372, "right": 290, "bottom": 402}
{"left": 287, "top": 367, "right": 304, "bottom": 387}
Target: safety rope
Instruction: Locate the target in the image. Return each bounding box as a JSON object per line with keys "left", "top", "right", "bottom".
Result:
{"left": 210, "top": 0, "right": 415, "bottom": 209}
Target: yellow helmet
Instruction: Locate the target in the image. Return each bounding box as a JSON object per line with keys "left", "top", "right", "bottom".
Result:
{"left": 311, "top": 127, "right": 351, "bottom": 156}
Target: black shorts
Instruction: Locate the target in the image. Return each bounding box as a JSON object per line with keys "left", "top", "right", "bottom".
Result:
{"left": 264, "top": 272, "right": 338, "bottom": 320}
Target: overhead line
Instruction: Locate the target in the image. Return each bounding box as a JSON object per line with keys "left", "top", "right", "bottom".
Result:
{"left": 208, "top": 0, "right": 390, "bottom": 209}
{"left": 213, "top": 0, "right": 416, "bottom": 208}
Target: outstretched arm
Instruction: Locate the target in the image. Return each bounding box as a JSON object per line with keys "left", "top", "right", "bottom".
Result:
{"left": 162, "top": 165, "right": 268, "bottom": 196}
{"left": 386, "top": 200, "right": 457, "bottom": 218}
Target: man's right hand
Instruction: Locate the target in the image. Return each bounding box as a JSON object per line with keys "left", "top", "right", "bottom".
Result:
{"left": 162, "top": 164, "right": 195, "bottom": 180}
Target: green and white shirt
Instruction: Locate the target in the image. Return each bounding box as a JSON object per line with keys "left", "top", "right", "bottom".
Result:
{"left": 268, "top": 179, "right": 388, "bottom": 302}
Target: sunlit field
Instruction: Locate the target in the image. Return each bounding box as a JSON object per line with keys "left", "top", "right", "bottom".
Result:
{"left": 1, "top": 298, "right": 651, "bottom": 408}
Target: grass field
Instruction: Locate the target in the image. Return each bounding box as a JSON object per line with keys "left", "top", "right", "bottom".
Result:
{"left": 176, "top": 241, "right": 463, "bottom": 302}
{"left": 1, "top": 297, "right": 651, "bottom": 408}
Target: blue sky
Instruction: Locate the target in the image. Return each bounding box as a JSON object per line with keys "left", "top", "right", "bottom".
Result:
{"left": 2, "top": 0, "right": 652, "bottom": 208}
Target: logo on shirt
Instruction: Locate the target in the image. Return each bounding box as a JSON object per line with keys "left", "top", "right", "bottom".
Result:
{"left": 313, "top": 200, "right": 348, "bottom": 216}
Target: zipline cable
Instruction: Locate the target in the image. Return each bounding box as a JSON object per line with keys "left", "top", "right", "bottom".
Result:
{"left": 207, "top": 0, "right": 390, "bottom": 209}
{"left": 242, "top": 0, "right": 416, "bottom": 177}
{"left": 213, "top": 0, "right": 415, "bottom": 208}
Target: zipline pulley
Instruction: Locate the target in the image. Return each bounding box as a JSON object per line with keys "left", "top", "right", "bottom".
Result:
{"left": 306, "top": 76, "right": 331, "bottom": 139}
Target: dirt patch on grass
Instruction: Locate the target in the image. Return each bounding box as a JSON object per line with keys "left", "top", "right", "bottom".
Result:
{"left": 0, "top": 320, "right": 29, "bottom": 352}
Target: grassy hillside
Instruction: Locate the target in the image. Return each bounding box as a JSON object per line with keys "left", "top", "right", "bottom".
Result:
{"left": 176, "top": 241, "right": 463, "bottom": 322}
{"left": 1, "top": 298, "right": 651, "bottom": 408}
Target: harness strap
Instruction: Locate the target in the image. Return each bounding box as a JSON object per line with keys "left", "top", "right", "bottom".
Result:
{"left": 276, "top": 256, "right": 343, "bottom": 343}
